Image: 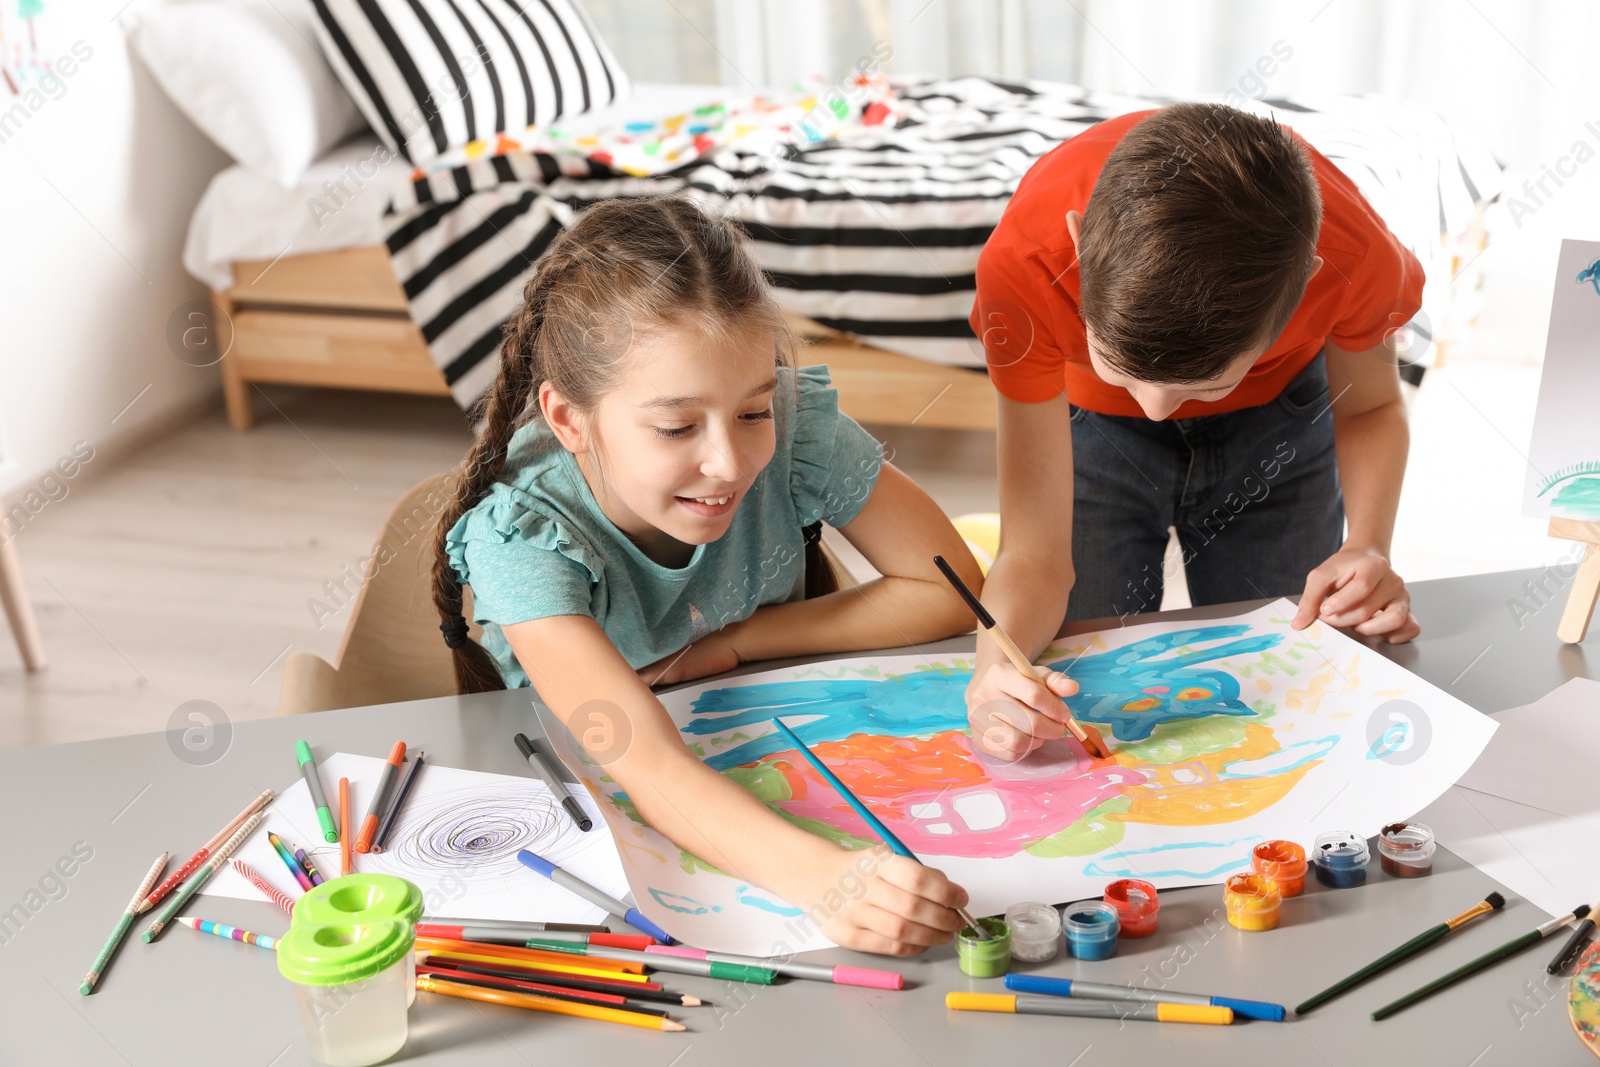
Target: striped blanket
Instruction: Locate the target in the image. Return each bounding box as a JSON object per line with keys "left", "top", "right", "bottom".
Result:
{"left": 382, "top": 75, "right": 1501, "bottom": 408}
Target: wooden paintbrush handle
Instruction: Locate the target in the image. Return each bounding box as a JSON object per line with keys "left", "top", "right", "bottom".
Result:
{"left": 986, "top": 627, "right": 1090, "bottom": 745}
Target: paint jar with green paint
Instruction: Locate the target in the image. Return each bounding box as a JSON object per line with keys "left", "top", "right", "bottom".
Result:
{"left": 958, "top": 918, "right": 1012, "bottom": 977}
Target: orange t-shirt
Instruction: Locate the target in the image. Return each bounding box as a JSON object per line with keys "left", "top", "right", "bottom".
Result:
{"left": 972, "top": 110, "right": 1425, "bottom": 418}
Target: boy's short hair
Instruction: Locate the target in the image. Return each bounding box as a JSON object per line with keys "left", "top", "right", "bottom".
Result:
{"left": 1078, "top": 103, "right": 1322, "bottom": 384}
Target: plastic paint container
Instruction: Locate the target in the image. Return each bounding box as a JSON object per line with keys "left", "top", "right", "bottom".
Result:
{"left": 1312, "top": 831, "right": 1371, "bottom": 888}
{"left": 1062, "top": 901, "right": 1121, "bottom": 960}
{"left": 1102, "top": 879, "right": 1160, "bottom": 937}
{"left": 958, "top": 918, "right": 1012, "bottom": 977}
{"left": 1004, "top": 902, "right": 1062, "bottom": 962}
{"left": 279, "top": 919, "right": 413, "bottom": 1067}
{"left": 1223, "top": 873, "right": 1283, "bottom": 931}
{"left": 1253, "top": 840, "right": 1309, "bottom": 897}
{"left": 295, "top": 875, "right": 424, "bottom": 1005}
{"left": 1377, "top": 822, "right": 1437, "bottom": 878}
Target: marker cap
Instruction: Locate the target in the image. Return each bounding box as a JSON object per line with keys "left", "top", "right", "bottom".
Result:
{"left": 945, "top": 992, "right": 1015, "bottom": 1013}
{"left": 1212, "top": 996, "right": 1286, "bottom": 1021}
{"left": 1154, "top": 1003, "right": 1234, "bottom": 1025}
{"left": 832, "top": 965, "right": 904, "bottom": 990}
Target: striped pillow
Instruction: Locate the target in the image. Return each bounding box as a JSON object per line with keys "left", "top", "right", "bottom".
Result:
{"left": 309, "top": 0, "right": 628, "bottom": 166}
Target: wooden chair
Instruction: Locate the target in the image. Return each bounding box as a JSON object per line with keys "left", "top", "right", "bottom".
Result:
{"left": 0, "top": 506, "right": 45, "bottom": 672}
{"left": 278, "top": 472, "right": 476, "bottom": 715}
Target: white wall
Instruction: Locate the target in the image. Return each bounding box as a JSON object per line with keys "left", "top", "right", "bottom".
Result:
{"left": 0, "top": 0, "right": 228, "bottom": 499}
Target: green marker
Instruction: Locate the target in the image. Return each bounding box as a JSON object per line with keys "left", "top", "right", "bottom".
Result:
{"left": 296, "top": 740, "right": 339, "bottom": 843}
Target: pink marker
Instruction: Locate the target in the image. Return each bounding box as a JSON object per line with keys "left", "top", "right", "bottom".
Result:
{"left": 645, "top": 944, "right": 903, "bottom": 990}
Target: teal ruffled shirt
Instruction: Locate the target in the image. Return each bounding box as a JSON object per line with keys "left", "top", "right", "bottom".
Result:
{"left": 445, "top": 366, "right": 885, "bottom": 688}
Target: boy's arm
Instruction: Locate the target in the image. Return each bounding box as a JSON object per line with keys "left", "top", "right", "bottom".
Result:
{"left": 1290, "top": 338, "right": 1421, "bottom": 642}
{"left": 503, "top": 614, "right": 970, "bottom": 956}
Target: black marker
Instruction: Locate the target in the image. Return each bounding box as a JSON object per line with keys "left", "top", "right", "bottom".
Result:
{"left": 515, "top": 733, "right": 592, "bottom": 832}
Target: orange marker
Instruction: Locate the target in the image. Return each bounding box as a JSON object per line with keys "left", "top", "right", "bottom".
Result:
{"left": 338, "top": 777, "right": 351, "bottom": 875}
{"left": 356, "top": 742, "right": 406, "bottom": 854}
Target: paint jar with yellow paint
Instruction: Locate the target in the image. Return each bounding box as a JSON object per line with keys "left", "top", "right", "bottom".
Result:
{"left": 1223, "top": 873, "right": 1282, "bottom": 931}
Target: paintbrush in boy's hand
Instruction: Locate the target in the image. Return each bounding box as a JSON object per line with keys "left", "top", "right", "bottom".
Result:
{"left": 932, "top": 555, "right": 1110, "bottom": 759}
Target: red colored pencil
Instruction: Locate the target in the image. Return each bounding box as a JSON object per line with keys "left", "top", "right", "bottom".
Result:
{"left": 421, "top": 956, "right": 670, "bottom": 996}
{"left": 140, "top": 789, "right": 273, "bottom": 913}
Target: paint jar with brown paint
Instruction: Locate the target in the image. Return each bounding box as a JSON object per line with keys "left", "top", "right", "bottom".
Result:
{"left": 1377, "top": 822, "right": 1436, "bottom": 877}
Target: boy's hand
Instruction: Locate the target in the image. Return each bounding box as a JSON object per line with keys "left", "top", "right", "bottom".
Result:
{"left": 965, "top": 660, "right": 1079, "bottom": 761}
{"left": 637, "top": 631, "right": 742, "bottom": 688}
{"left": 1293, "top": 546, "right": 1420, "bottom": 643}
{"left": 806, "top": 848, "right": 971, "bottom": 957}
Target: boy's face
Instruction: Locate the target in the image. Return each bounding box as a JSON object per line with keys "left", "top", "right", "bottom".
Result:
{"left": 1086, "top": 331, "right": 1259, "bottom": 421}
{"left": 568, "top": 324, "right": 780, "bottom": 560}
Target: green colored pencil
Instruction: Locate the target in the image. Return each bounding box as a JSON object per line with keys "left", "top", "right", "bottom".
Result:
{"left": 1373, "top": 903, "right": 1591, "bottom": 1020}
{"left": 80, "top": 852, "right": 168, "bottom": 994}
{"left": 142, "top": 812, "right": 264, "bottom": 942}
{"left": 1295, "top": 892, "right": 1505, "bottom": 1015}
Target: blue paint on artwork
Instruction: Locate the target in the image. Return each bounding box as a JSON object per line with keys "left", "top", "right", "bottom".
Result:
{"left": 1221, "top": 735, "right": 1339, "bottom": 778}
{"left": 1580, "top": 256, "right": 1600, "bottom": 296}
{"left": 1367, "top": 721, "right": 1410, "bottom": 760}
{"left": 734, "top": 884, "right": 803, "bottom": 916}
{"left": 648, "top": 888, "right": 722, "bottom": 915}
{"left": 1083, "top": 838, "right": 1264, "bottom": 880}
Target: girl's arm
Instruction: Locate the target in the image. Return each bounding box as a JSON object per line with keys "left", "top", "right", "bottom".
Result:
{"left": 502, "top": 613, "right": 971, "bottom": 957}
{"left": 644, "top": 462, "right": 983, "bottom": 684}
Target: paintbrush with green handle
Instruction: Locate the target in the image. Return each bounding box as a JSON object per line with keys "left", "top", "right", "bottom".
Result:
{"left": 1296, "top": 892, "right": 1505, "bottom": 1015}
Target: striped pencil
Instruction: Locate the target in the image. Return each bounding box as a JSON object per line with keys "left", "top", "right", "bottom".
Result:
{"left": 179, "top": 916, "right": 279, "bottom": 951}
{"left": 140, "top": 789, "right": 273, "bottom": 913}
{"left": 142, "top": 812, "right": 264, "bottom": 941}
{"left": 80, "top": 852, "right": 168, "bottom": 994}
{"left": 231, "top": 859, "right": 295, "bottom": 915}
{"left": 267, "top": 831, "right": 313, "bottom": 891}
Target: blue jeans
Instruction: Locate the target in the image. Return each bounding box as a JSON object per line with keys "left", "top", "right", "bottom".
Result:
{"left": 1066, "top": 352, "right": 1345, "bottom": 622}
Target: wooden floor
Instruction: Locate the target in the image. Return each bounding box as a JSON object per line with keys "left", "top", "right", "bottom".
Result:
{"left": 0, "top": 356, "right": 1559, "bottom": 751}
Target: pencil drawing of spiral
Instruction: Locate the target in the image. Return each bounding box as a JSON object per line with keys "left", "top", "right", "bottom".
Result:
{"left": 380, "top": 785, "right": 569, "bottom": 881}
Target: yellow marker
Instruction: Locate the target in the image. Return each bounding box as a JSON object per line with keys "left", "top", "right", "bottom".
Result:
{"left": 946, "top": 991, "right": 1233, "bottom": 1024}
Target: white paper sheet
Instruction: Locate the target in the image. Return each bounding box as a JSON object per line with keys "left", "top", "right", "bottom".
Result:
{"left": 1523, "top": 237, "right": 1600, "bottom": 520}
{"left": 1457, "top": 677, "right": 1600, "bottom": 823}
{"left": 538, "top": 599, "right": 1499, "bottom": 956}
{"left": 203, "top": 753, "right": 629, "bottom": 924}
{"left": 1419, "top": 785, "right": 1600, "bottom": 919}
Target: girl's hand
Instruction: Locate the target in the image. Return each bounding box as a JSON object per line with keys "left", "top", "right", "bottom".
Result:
{"left": 637, "top": 630, "right": 742, "bottom": 688}
{"left": 802, "top": 847, "right": 971, "bottom": 957}
{"left": 965, "top": 659, "right": 1079, "bottom": 761}
{"left": 1293, "top": 546, "right": 1421, "bottom": 643}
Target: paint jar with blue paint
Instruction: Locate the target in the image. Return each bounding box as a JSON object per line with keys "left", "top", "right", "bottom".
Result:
{"left": 1062, "top": 901, "right": 1120, "bottom": 960}
{"left": 1312, "top": 831, "right": 1370, "bottom": 888}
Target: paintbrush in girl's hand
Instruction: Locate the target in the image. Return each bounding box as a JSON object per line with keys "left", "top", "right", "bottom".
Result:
{"left": 1295, "top": 892, "right": 1506, "bottom": 1015}
{"left": 932, "top": 555, "right": 1109, "bottom": 759}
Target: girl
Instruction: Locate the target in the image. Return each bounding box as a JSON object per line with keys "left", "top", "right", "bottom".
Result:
{"left": 430, "top": 196, "right": 985, "bottom": 957}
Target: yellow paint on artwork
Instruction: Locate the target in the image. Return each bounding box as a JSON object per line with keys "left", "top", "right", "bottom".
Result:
{"left": 1285, "top": 666, "right": 1337, "bottom": 715}
{"left": 1115, "top": 723, "right": 1319, "bottom": 827}
{"left": 1175, "top": 687, "right": 1214, "bottom": 701}
{"left": 1121, "top": 697, "right": 1161, "bottom": 712}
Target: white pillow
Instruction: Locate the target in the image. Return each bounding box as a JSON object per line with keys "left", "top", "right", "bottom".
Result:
{"left": 126, "top": 0, "right": 369, "bottom": 188}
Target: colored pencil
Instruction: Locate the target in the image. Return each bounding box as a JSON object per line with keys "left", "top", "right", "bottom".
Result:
{"left": 524, "top": 941, "right": 777, "bottom": 983}
{"left": 422, "top": 958, "right": 698, "bottom": 1005}
{"left": 947, "top": 991, "right": 1233, "bottom": 1025}
{"left": 142, "top": 813, "right": 264, "bottom": 941}
{"left": 294, "top": 847, "right": 326, "bottom": 887}
{"left": 296, "top": 740, "right": 338, "bottom": 843}
{"left": 416, "top": 975, "right": 686, "bottom": 1031}
{"left": 1549, "top": 892, "right": 1600, "bottom": 974}
{"left": 415, "top": 923, "right": 652, "bottom": 950}
{"left": 416, "top": 941, "right": 650, "bottom": 983}
{"left": 416, "top": 965, "right": 669, "bottom": 1014}
{"left": 645, "top": 944, "right": 903, "bottom": 990}
{"left": 420, "top": 916, "right": 609, "bottom": 933}
{"left": 415, "top": 937, "right": 644, "bottom": 973}
{"left": 514, "top": 732, "right": 592, "bottom": 831}
{"left": 1377, "top": 904, "right": 1593, "bottom": 1019}
{"left": 1295, "top": 892, "right": 1506, "bottom": 1015}
{"left": 338, "top": 777, "right": 351, "bottom": 876}
{"left": 267, "top": 831, "right": 313, "bottom": 891}
{"left": 768, "top": 716, "right": 988, "bottom": 939}
{"left": 139, "top": 789, "right": 273, "bottom": 912}
{"left": 418, "top": 948, "right": 657, "bottom": 988}
{"left": 356, "top": 741, "right": 406, "bottom": 853}
{"left": 231, "top": 859, "right": 295, "bottom": 915}
{"left": 1004, "top": 973, "right": 1283, "bottom": 1021}
{"left": 933, "top": 553, "right": 1110, "bottom": 758}
{"left": 80, "top": 851, "right": 168, "bottom": 994}
{"left": 515, "top": 849, "right": 673, "bottom": 943}
{"left": 179, "top": 916, "right": 279, "bottom": 951}
{"left": 370, "top": 750, "right": 424, "bottom": 854}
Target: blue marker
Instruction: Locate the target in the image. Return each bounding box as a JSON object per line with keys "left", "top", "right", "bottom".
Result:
{"left": 516, "top": 849, "right": 673, "bottom": 944}
{"left": 1005, "top": 973, "right": 1285, "bottom": 1022}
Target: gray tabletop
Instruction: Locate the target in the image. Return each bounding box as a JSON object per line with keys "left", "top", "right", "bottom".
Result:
{"left": 4, "top": 567, "right": 1595, "bottom": 1066}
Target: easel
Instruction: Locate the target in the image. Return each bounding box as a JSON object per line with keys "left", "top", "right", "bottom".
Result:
{"left": 1552, "top": 518, "right": 1600, "bottom": 644}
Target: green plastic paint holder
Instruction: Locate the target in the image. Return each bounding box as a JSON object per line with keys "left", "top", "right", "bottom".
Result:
{"left": 294, "top": 874, "right": 424, "bottom": 929}
{"left": 278, "top": 919, "right": 414, "bottom": 986}
{"left": 278, "top": 919, "right": 414, "bottom": 1067}
{"left": 957, "top": 918, "right": 1012, "bottom": 978}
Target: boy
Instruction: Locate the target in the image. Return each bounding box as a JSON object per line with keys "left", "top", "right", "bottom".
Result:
{"left": 967, "top": 103, "right": 1422, "bottom": 760}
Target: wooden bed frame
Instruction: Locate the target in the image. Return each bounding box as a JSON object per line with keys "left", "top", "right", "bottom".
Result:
{"left": 214, "top": 246, "right": 998, "bottom": 433}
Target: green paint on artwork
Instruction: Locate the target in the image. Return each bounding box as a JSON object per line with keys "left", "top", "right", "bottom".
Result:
{"left": 1251, "top": 700, "right": 1279, "bottom": 719}
{"left": 1025, "top": 796, "right": 1133, "bottom": 858}
{"left": 1553, "top": 476, "right": 1600, "bottom": 519}
{"left": 724, "top": 763, "right": 793, "bottom": 803}
{"left": 711, "top": 730, "right": 753, "bottom": 749}
{"left": 686, "top": 741, "right": 706, "bottom": 758}
{"left": 1116, "top": 716, "right": 1252, "bottom": 764}
{"left": 676, "top": 850, "right": 731, "bottom": 877}
{"left": 609, "top": 792, "right": 647, "bottom": 826}
{"left": 1232, "top": 650, "right": 1301, "bottom": 679}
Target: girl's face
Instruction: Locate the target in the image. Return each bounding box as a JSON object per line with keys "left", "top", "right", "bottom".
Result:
{"left": 552, "top": 323, "right": 780, "bottom": 564}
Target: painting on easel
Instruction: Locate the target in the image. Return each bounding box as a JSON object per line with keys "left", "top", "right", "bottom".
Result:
{"left": 1525, "top": 238, "right": 1600, "bottom": 522}
{"left": 0, "top": 0, "right": 49, "bottom": 99}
